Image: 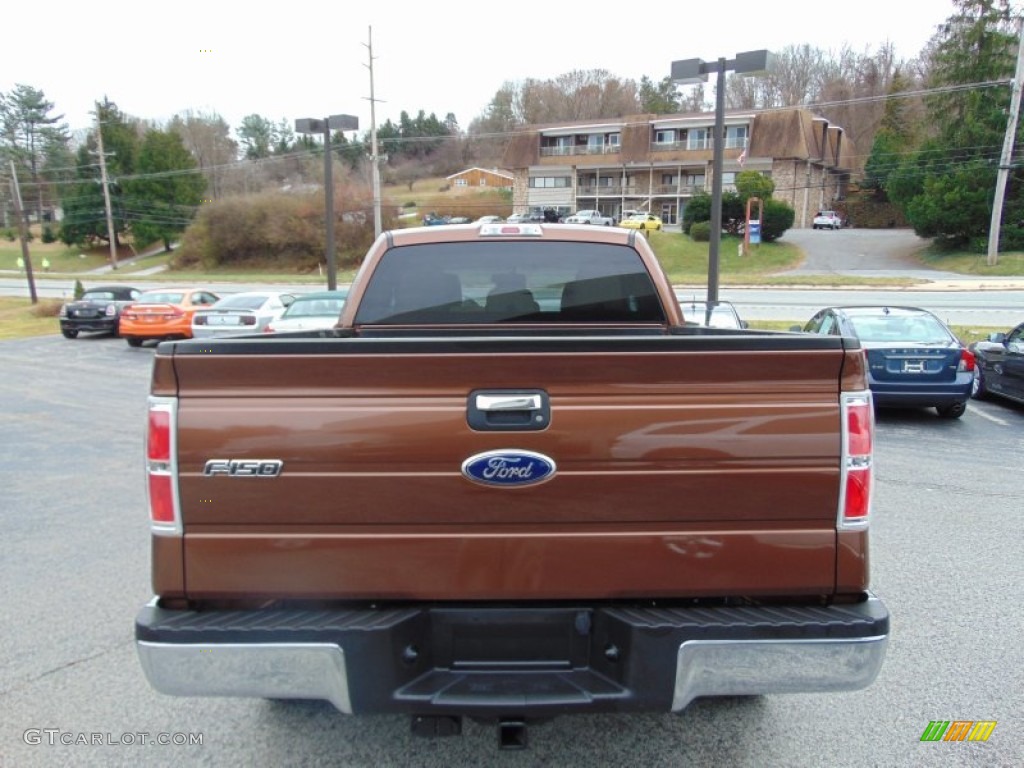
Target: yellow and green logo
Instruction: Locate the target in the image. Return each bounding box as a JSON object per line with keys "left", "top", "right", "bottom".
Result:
{"left": 921, "top": 721, "right": 997, "bottom": 742}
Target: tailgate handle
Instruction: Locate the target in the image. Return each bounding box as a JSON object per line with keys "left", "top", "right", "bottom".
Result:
{"left": 476, "top": 394, "right": 542, "bottom": 411}
{"left": 468, "top": 389, "right": 549, "bottom": 432}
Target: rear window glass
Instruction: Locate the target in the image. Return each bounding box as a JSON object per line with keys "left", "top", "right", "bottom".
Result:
{"left": 214, "top": 295, "right": 270, "bottom": 310}
{"left": 285, "top": 297, "right": 346, "bottom": 317}
{"left": 138, "top": 292, "right": 184, "bottom": 304}
{"left": 82, "top": 291, "right": 116, "bottom": 300}
{"left": 848, "top": 313, "right": 951, "bottom": 343}
{"left": 355, "top": 242, "right": 665, "bottom": 324}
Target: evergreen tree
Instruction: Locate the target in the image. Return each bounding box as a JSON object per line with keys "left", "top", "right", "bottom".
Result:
{"left": 58, "top": 99, "right": 139, "bottom": 247}
{"left": 123, "top": 129, "right": 206, "bottom": 251}
{"left": 0, "top": 84, "right": 68, "bottom": 221}
{"left": 638, "top": 76, "right": 681, "bottom": 114}
{"left": 863, "top": 70, "right": 917, "bottom": 195}
{"left": 888, "top": 0, "right": 1019, "bottom": 247}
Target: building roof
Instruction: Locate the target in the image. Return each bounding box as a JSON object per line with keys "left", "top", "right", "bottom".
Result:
{"left": 445, "top": 167, "right": 514, "bottom": 180}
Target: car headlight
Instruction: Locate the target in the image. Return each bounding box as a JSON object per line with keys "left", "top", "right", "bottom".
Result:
{"left": 105, "top": 304, "right": 117, "bottom": 316}
{"left": 59, "top": 305, "right": 67, "bottom": 317}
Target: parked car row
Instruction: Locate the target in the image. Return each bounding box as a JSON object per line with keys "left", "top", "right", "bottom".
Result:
{"left": 59, "top": 286, "right": 349, "bottom": 345}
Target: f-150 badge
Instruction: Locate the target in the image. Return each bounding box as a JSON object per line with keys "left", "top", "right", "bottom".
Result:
{"left": 461, "top": 450, "right": 556, "bottom": 487}
{"left": 203, "top": 459, "right": 283, "bottom": 477}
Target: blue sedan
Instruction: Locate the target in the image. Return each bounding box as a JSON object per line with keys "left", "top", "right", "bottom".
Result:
{"left": 797, "top": 306, "right": 975, "bottom": 418}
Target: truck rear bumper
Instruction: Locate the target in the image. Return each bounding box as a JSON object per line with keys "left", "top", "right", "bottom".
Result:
{"left": 135, "top": 595, "right": 888, "bottom": 717}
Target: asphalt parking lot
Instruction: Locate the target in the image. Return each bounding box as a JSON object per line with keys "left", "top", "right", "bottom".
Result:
{"left": 1, "top": 335, "right": 1022, "bottom": 766}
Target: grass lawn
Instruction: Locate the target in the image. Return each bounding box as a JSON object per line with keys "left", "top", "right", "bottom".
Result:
{"left": 920, "top": 247, "right": 1024, "bottom": 276}
{"left": 0, "top": 297, "right": 63, "bottom": 339}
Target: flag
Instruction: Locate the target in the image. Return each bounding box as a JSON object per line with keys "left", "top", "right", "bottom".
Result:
{"left": 737, "top": 149, "right": 747, "bottom": 167}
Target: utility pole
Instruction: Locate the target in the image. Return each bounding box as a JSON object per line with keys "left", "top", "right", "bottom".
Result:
{"left": 95, "top": 107, "right": 119, "bottom": 270}
{"left": 988, "top": 17, "right": 1024, "bottom": 267}
{"left": 9, "top": 160, "right": 38, "bottom": 304}
{"left": 364, "top": 26, "right": 383, "bottom": 238}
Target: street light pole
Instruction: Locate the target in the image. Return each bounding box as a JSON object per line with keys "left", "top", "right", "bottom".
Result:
{"left": 672, "top": 50, "right": 774, "bottom": 303}
{"left": 707, "top": 59, "right": 727, "bottom": 303}
{"left": 295, "top": 114, "right": 359, "bottom": 291}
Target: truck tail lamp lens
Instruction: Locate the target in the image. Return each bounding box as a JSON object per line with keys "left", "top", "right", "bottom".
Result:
{"left": 146, "top": 397, "right": 181, "bottom": 534}
{"left": 840, "top": 392, "right": 873, "bottom": 529}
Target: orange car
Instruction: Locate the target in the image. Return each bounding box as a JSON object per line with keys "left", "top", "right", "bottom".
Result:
{"left": 120, "top": 288, "right": 221, "bottom": 347}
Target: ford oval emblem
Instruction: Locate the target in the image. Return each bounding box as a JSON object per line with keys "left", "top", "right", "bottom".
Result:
{"left": 461, "top": 450, "right": 556, "bottom": 488}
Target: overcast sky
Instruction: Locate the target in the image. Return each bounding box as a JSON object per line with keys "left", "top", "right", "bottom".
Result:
{"left": 3, "top": 0, "right": 960, "bottom": 140}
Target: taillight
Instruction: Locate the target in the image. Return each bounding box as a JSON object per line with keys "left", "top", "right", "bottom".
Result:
{"left": 263, "top": 324, "right": 275, "bottom": 333}
{"left": 194, "top": 314, "right": 207, "bottom": 325}
{"left": 958, "top": 349, "right": 975, "bottom": 373}
{"left": 839, "top": 391, "right": 873, "bottom": 529}
{"left": 146, "top": 397, "right": 180, "bottom": 534}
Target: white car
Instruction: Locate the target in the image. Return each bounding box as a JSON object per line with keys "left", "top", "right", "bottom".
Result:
{"left": 675, "top": 295, "right": 748, "bottom": 329}
{"left": 813, "top": 210, "right": 843, "bottom": 230}
{"left": 564, "top": 210, "right": 614, "bottom": 226}
{"left": 191, "top": 291, "right": 296, "bottom": 338}
{"left": 264, "top": 290, "right": 348, "bottom": 333}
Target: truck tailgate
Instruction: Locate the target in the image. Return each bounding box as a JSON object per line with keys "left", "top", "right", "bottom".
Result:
{"left": 161, "top": 335, "right": 856, "bottom": 600}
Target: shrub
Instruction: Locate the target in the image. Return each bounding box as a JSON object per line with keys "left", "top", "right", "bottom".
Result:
{"left": 172, "top": 191, "right": 392, "bottom": 272}
{"left": 759, "top": 199, "right": 796, "bottom": 242}
{"left": 402, "top": 200, "right": 416, "bottom": 208}
{"left": 41, "top": 226, "right": 57, "bottom": 243}
{"left": 690, "top": 221, "right": 711, "bottom": 242}
{"left": 2, "top": 227, "right": 16, "bottom": 242}
{"left": 73, "top": 279, "right": 85, "bottom": 299}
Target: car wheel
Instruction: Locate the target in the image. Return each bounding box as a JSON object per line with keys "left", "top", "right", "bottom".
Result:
{"left": 936, "top": 401, "right": 967, "bottom": 419}
{"left": 61, "top": 329, "right": 79, "bottom": 339}
{"left": 126, "top": 337, "right": 143, "bottom": 347}
{"left": 971, "top": 367, "right": 989, "bottom": 400}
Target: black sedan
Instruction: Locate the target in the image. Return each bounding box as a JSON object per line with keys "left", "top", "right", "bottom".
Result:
{"left": 970, "top": 321, "right": 1024, "bottom": 406}
{"left": 796, "top": 306, "right": 975, "bottom": 418}
{"left": 58, "top": 285, "right": 141, "bottom": 339}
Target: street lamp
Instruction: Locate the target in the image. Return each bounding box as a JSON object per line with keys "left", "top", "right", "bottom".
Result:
{"left": 671, "top": 50, "right": 774, "bottom": 303}
{"left": 295, "top": 114, "right": 359, "bottom": 290}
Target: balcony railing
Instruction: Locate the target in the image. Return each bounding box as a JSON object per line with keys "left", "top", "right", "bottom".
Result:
{"left": 540, "top": 144, "right": 621, "bottom": 157}
{"left": 650, "top": 138, "right": 747, "bottom": 152}
{"left": 576, "top": 185, "right": 629, "bottom": 195}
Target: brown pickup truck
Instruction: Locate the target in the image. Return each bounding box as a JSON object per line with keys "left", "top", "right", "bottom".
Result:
{"left": 135, "top": 222, "right": 888, "bottom": 748}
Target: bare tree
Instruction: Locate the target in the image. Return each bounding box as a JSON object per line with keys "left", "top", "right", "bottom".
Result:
{"left": 169, "top": 111, "right": 238, "bottom": 198}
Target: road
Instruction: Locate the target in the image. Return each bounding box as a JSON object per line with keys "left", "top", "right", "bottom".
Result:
{"left": 1, "top": 337, "right": 1022, "bottom": 766}
{"left": 3, "top": 228, "right": 1023, "bottom": 327}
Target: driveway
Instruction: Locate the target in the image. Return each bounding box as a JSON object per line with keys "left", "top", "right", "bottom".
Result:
{"left": 778, "top": 228, "right": 966, "bottom": 280}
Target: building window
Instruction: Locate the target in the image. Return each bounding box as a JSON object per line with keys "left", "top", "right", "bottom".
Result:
{"left": 608, "top": 133, "right": 621, "bottom": 148}
{"left": 480, "top": 178, "right": 487, "bottom": 186}
{"left": 661, "top": 173, "right": 678, "bottom": 185}
{"left": 685, "top": 174, "right": 705, "bottom": 187}
{"left": 655, "top": 130, "right": 675, "bottom": 144}
{"left": 454, "top": 178, "right": 467, "bottom": 187}
{"left": 725, "top": 125, "right": 749, "bottom": 149}
{"left": 722, "top": 172, "right": 736, "bottom": 185}
{"left": 687, "top": 128, "right": 709, "bottom": 150}
{"left": 529, "top": 176, "right": 571, "bottom": 188}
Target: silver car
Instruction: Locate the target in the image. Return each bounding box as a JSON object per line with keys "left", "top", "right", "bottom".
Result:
{"left": 191, "top": 292, "right": 296, "bottom": 338}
